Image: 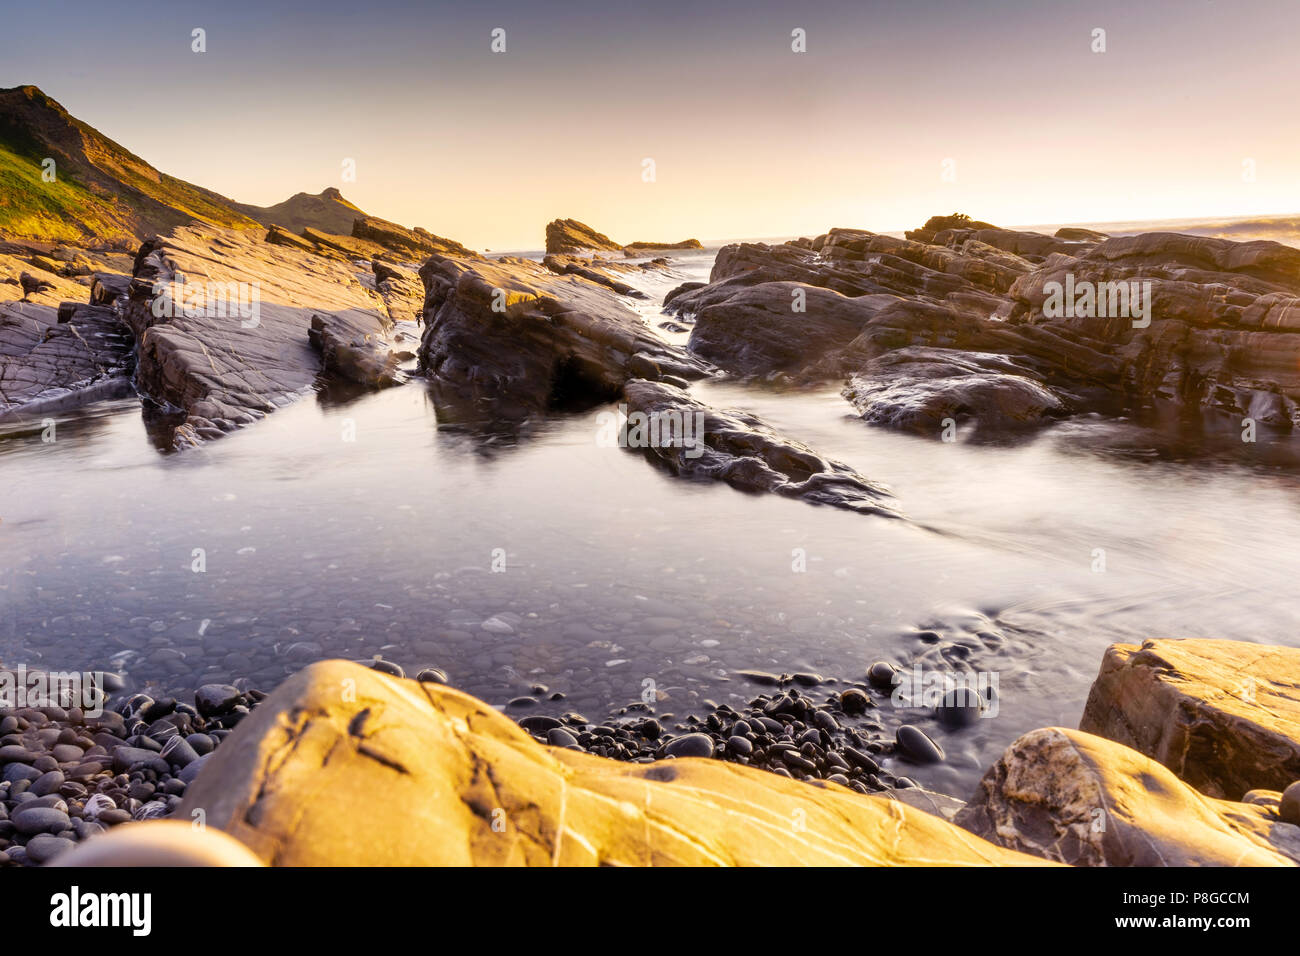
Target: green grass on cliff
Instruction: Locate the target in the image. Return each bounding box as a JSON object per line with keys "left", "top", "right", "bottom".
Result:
{"left": 0, "top": 144, "right": 124, "bottom": 243}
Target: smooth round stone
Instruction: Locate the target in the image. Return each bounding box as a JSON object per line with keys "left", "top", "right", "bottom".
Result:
{"left": 727, "top": 735, "right": 753, "bottom": 755}
{"left": 194, "top": 684, "right": 243, "bottom": 717}
{"left": 25, "top": 834, "right": 75, "bottom": 864}
{"left": 1280, "top": 781, "right": 1300, "bottom": 825}
{"left": 161, "top": 735, "right": 199, "bottom": 768}
{"left": 2, "top": 763, "right": 41, "bottom": 784}
{"left": 100, "top": 673, "right": 126, "bottom": 693}
{"left": 30, "top": 770, "right": 64, "bottom": 797}
{"left": 11, "top": 805, "right": 71, "bottom": 835}
{"left": 186, "top": 733, "right": 215, "bottom": 756}
{"left": 844, "top": 746, "right": 880, "bottom": 773}
{"left": 867, "top": 661, "right": 898, "bottom": 690}
{"left": 791, "top": 672, "right": 824, "bottom": 687}
{"left": 81, "top": 793, "right": 117, "bottom": 821}
{"left": 51, "top": 744, "right": 83, "bottom": 763}
{"left": 895, "top": 725, "right": 945, "bottom": 764}
{"left": 0, "top": 745, "right": 38, "bottom": 764}
{"left": 415, "top": 668, "right": 447, "bottom": 684}
{"left": 518, "top": 715, "right": 561, "bottom": 733}
{"left": 506, "top": 697, "right": 536, "bottom": 709}
{"left": 663, "top": 733, "right": 714, "bottom": 759}
{"left": 636, "top": 718, "right": 663, "bottom": 740}
{"left": 813, "top": 710, "right": 839, "bottom": 732}
{"left": 839, "top": 688, "right": 871, "bottom": 714}
{"left": 98, "top": 808, "right": 131, "bottom": 826}
{"left": 935, "top": 687, "right": 985, "bottom": 729}
{"left": 546, "top": 728, "right": 580, "bottom": 748}
{"left": 362, "top": 659, "right": 404, "bottom": 679}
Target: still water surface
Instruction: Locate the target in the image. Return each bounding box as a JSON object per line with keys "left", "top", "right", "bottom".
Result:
{"left": 2, "top": 250, "right": 1298, "bottom": 795}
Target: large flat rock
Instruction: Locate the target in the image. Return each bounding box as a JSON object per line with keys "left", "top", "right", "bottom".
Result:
{"left": 180, "top": 660, "right": 1046, "bottom": 866}
{"left": 956, "top": 726, "right": 1300, "bottom": 866}
{"left": 124, "top": 226, "right": 401, "bottom": 447}
{"left": 1079, "top": 638, "right": 1300, "bottom": 799}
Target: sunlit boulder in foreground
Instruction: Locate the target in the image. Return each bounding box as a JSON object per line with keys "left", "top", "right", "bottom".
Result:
{"left": 170, "top": 661, "right": 1044, "bottom": 866}
{"left": 1080, "top": 638, "right": 1300, "bottom": 799}
{"left": 956, "top": 726, "right": 1300, "bottom": 866}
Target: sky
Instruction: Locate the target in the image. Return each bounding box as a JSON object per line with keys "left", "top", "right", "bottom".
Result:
{"left": 2, "top": 0, "right": 1298, "bottom": 250}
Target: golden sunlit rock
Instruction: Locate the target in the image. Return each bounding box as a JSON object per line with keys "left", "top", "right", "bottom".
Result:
{"left": 179, "top": 661, "right": 1048, "bottom": 867}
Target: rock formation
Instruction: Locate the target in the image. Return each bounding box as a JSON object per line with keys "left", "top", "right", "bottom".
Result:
{"left": 1079, "top": 639, "right": 1300, "bottom": 800}
{"left": 956, "top": 726, "right": 1300, "bottom": 866}
{"left": 622, "top": 379, "right": 902, "bottom": 517}
{"left": 417, "top": 253, "right": 707, "bottom": 422}
{"left": 124, "top": 226, "right": 408, "bottom": 446}
{"left": 544, "top": 218, "right": 622, "bottom": 255}
{"left": 178, "top": 660, "right": 1045, "bottom": 866}
{"left": 666, "top": 217, "right": 1300, "bottom": 437}
{"left": 544, "top": 218, "right": 702, "bottom": 257}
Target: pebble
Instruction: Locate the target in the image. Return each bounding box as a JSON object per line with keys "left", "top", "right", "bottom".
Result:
{"left": 11, "top": 805, "right": 70, "bottom": 836}
{"left": 867, "top": 661, "right": 898, "bottom": 690}
{"left": 935, "top": 687, "right": 985, "bottom": 729}
{"left": 895, "top": 725, "right": 945, "bottom": 764}
{"left": 663, "top": 733, "right": 715, "bottom": 759}
{"left": 25, "top": 834, "right": 75, "bottom": 864}
{"left": 839, "top": 688, "right": 871, "bottom": 714}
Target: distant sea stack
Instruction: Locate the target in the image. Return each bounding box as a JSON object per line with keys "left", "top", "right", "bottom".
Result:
{"left": 544, "top": 218, "right": 701, "bottom": 256}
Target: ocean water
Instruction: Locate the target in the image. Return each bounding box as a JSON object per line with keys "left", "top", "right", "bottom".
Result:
{"left": 3, "top": 241, "right": 1299, "bottom": 797}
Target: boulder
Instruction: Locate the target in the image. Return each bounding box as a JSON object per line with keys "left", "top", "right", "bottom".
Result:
{"left": 1079, "top": 638, "right": 1300, "bottom": 799}
{"left": 417, "top": 253, "right": 706, "bottom": 422}
{"left": 180, "top": 660, "right": 1046, "bottom": 866}
{"left": 956, "top": 726, "right": 1300, "bottom": 866}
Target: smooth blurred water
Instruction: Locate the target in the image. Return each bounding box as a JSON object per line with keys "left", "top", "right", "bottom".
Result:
{"left": 3, "top": 249, "right": 1299, "bottom": 796}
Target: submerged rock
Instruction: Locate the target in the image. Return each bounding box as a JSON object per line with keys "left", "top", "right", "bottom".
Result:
{"left": 621, "top": 379, "right": 902, "bottom": 517}
{"left": 1079, "top": 638, "right": 1300, "bottom": 800}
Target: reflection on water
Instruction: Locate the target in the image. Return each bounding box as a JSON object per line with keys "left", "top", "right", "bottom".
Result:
{"left": 2, "top": 251, "right": 1299, "bottom": 796}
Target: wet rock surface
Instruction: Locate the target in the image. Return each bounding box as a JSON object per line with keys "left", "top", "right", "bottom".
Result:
{"left": 621, "top": 379, "right": 902, "bottom": 516}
